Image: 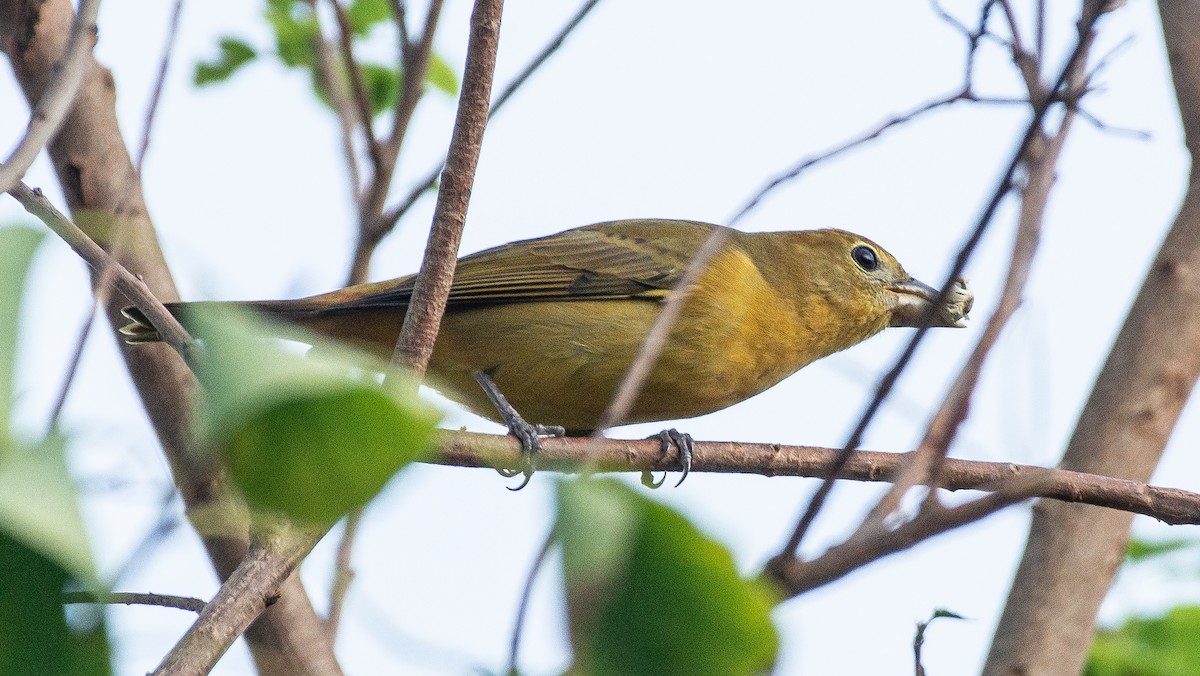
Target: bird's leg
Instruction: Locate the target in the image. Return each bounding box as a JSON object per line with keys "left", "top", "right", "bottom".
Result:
{"left": 471, "top": 370, "right": 565, "bottom": 490}
{"left": 642, "top": 429, "right": 694, "bottom": 488}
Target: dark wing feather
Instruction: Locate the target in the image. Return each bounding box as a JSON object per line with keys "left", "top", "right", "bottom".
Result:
{"left": 320, "top": 219, "right": 723, "bottom": 311}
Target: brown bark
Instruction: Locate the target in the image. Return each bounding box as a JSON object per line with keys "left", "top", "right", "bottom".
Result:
{"left": 0, "top": 2, "right": 338, "bottom": 674}
{"left": 983, "top": 1, "right": 1200, "bottom": 672}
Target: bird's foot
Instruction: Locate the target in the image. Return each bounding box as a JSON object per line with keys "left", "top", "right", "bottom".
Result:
{"left": 495, "top": 420, "right": 565, "bottom": 490}
{"left": 641, "top": 428, "right": 694, "bottom": 488}
{"left": 472, "top": 370, "right": 565, "bottom": 490}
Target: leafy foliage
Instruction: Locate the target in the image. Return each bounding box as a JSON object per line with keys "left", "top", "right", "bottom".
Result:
{"left": 195, "top": 0, "right": 458, "bottom": 116}
{"left": 556, "top": 478, "right": 778, "bottom": 675}
{"left": 190, "top": 307, "right": 440, "bottom": 524}
{"left": 1087, "top": 607, "right": 1200, "bottom": 676}
{"left": 194, "top": 38, "right": 257, "bottom": 86}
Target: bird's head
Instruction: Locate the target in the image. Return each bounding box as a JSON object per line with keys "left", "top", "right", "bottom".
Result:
{"left": 798, "top": 229, "right": 973, "bottom": 331}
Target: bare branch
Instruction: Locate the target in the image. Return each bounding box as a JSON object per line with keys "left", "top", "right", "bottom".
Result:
{"left": 729, "top": 91, "right": 967, "bottom": 226}
{"left": 6, "top": 182, "right": 200, "bottom": 367}
{"left": 152, "top": 523, "right": 326, "bottom": 675}
{"left": 64, "top": 591, "right": 206, "bottom": 614}
{"left": 389, "top": 0, "right": 504, "bottom": 378}
{"left": 0, "top": 0, "right": 98, "bottom": 193}
{"left": 508, "top": 529, "right": 554, "bottom": 675}
{"left": 326, "top": 508, "right": 362, "bottom": 637}
{"left": 432, "top": 432, "right": 1200, "bottom": 526}
{"left": 328, "top": 0, "right": 382, "bottom": 166}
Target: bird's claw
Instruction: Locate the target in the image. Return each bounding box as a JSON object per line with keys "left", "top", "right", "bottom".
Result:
{"left": 499, "top": 420, "right": 565, "bottom": 491}
{"left": 643, "top": 428, "right": 693, "bottom": 488}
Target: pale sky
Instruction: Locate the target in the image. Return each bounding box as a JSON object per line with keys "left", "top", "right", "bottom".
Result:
{"left": 2, "top": 1, "right": 1196, "bottom": 674}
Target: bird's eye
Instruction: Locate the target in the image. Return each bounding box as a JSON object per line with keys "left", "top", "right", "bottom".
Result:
{"left": 851, "top": 245, "right": 878, "bottom": 272}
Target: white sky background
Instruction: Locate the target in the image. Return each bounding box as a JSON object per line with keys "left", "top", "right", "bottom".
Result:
{"left": 2, "top": 0, "right": 1197, "bottom": 673}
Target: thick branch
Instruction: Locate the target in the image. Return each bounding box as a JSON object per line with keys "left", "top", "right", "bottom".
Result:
{"left": 0, "top": 2, "right": 338, "bottom": 674}
{"left": 390, "top": 0, "right": 503, "bottom": 377}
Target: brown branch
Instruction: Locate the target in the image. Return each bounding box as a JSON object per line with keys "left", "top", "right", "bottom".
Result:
{"left": 310, "top": 0, "right": 364, "bottom": 202}
{"left": 432, "top": 432, "right": 1200, "bottom": 526}
{"left": 152, "top": 523, "right": 325, "bottom": 675}
{"left": 507, "top": 528, "right": 554, "bottom": 675}
{"left": 326, "top": 508, "right": 362, "bottom": 636}
{"left": 64, "top": 591, "right": 206, "bottom": 614}
{"left": 768, "top": 484, "right": 1035, "bottom": 596}
{"left": 0, "top": 0, "right": 98, "bottom": 193}
{"left": 328, "top": 0, "right": 382, "bottom": 166}
{"left": 135, "top": 0, "right": 185, "bottom": 174}
{"left": 6, "top": 182, "right": 200, "bottom": 366}
{"left": 346, "top": 0, "right": 443, "bottom": 285}
{"left": 389, "top": 0, "right": 503, "bottom": 378}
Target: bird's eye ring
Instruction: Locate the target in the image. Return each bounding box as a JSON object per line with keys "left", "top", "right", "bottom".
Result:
{"left": 851, "top": 245, "right": 878, "bottom": 272}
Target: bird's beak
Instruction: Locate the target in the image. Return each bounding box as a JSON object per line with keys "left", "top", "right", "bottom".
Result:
{"left": 887, "top": 277, "right": 973, "bottom": 328}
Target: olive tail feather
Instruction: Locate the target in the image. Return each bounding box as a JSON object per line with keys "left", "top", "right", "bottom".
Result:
{"left": 119, "top": 305, "right": 167, "bottom": 343}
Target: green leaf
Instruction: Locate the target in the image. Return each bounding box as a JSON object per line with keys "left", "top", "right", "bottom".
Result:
{"left": 0, "top": 533, "right": 110, "bottom": 676}
{"left": 361, "top": 63, "right": 400, "bottom": 115}
{"left": 426, "top": 52, "right": 459, "bottom": 95}
{"left": 0, "top": 227, "right": 43, "bottom": 443}
{"left": 348, "top": 0, "right": 392, "bottom": 35}
{"left": 0, "top": 435, "right": 96, "bottom": 586}
{"left": 191, "top": 306, "right": 440, "bottom": 525}
{"left": 266, "top": 4, "right": 318, "bottom": 69}
{"left": 194, "top": 37, "right": 258, "bottom": 86}
{"left": 1126, "top": 537, "right": 1194, "bottom": 563}
{"left": 557, "top": 479, "right": 779, "bottom": 676}
{"left": 1087, "top": 607, "right": 1200, "bottom": 676}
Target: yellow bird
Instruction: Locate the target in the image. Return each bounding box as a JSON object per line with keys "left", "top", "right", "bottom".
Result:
{"left": 122, "top": 219, "right": 972, "bottom": 484}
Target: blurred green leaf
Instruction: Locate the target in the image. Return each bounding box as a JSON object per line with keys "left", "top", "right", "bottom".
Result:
{"left": 266, "top": 3, "right": 318, "bottom": 68}
{"left": 0, "top": 227, "right": 42, "bottom": 444}
{"left": 348, "top": 0, "right": 392, "bottom": 35}
{"left": 194, "top": 37, "right": 258, "bottom": 86}
{"left": 1087, "top": 606, "right": 1200, "bottom": 676}
{"left": 1126, "top": 537, "right": 1194, "bottom": 563}
{"left": 361, "top": 63, "right": 401, "bottom": 115}
{"left": 0, "top": 533, "right": 110, "bottom": 676}
{"left": 0, "top": 435, "right": 96, "bottom": 587}
{"left": 931, "top": 608, "right": 965, "bottom": 620}
{"left": 426, "top": 52, "right": 459, "bottom": 95}
{"left": 557, "top": 479, "right": 778, "bottom": 676}
{"left": 191, "top": 306, "right": 440, "bottom": 524}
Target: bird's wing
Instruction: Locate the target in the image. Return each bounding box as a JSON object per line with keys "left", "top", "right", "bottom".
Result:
{"left": 323, "top": 220, "right": 724, "bottom": 310}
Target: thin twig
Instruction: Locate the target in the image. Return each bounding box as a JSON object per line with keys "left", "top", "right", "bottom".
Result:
{"left": 727, "top": 91, "right": 968, "bottom": 226}
{"left": 135, "top": 0, "right": 185, "bottom": 174}
{"left": 593, "top": 227, "right": 729, "bottom": 432}
{"left": 63, "top": 590, "right": 207, "bottom": 614}
{"left": 388, "top": 0, "right": 504, "bottom": 379}
{"left": 329, "top": 0, "right": 382, "bottom": 166}
{"left": 326, "top": 508, "right": 362, "bottom": 637}
{"left": 46, "top": 262, "right": 116, "bottom": 430}
{"left": 311, "top": 0, "right": 365, "bottom": 202}
{"left": 0, "top": 0, "right": 100, "bottom": 193}
{"left": 507, "top": 529, "right": 554, "bottom": 675}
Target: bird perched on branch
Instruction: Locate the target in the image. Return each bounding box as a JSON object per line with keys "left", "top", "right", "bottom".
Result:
{"left": 121, "top": 219, "right": 973, "bottom": 485}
